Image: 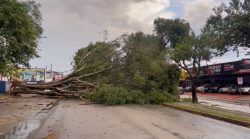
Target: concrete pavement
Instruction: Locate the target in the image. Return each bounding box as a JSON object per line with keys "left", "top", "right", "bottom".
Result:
{"left": 33, "top": 100, "right": 250, "bottom": 139}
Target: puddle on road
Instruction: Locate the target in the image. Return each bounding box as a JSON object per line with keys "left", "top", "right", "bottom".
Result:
{"left": 2, "top": 109, "right": 51, "bottom": 139}
{"left": 3, "top": 119, "right": 40, "bottom": 139}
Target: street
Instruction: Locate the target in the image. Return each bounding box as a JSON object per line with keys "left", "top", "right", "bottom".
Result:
{"left": 0, "top": 95, "right": 58, "bottom": 138}
{"left": 31, "top": 100, "right": 250, "bottom": 139}
{"left": 2, "top": 0, "right": 250, "bottom": 139}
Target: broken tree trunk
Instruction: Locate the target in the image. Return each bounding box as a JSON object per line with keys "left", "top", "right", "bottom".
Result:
{"left": 12, "top": 35, "right": 126, "bottom": 98}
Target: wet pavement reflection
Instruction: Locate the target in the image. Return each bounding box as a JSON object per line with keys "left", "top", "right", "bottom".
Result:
{"left": 2, "top": 108, "right": 50, "bottom": 139}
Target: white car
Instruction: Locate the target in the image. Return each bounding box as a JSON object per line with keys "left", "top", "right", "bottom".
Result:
{"left": 218, "top": 84, "right": 234, "bottom": 93}
{"left": 239, "top": 85, "right": 250, "bottom": 94}
{"left": 184, "top": 86, "right": 192, "bottom": 92}
{"left": 178, "top": 87, "right": 184, "bottom": 94}
{"left": 196, "top": 86, "right": 205, "bottom": 92}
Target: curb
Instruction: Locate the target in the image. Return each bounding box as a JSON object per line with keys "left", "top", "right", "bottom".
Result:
{"left": 163, "top": 103, "right": 250, "bottom": 128}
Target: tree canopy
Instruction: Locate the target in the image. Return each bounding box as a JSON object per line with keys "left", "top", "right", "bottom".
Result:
{"left": 0, "top": 0, "right": 43, "bottom": 75}
{"left": 204, "top": 0, "right": 250, "bottom": 55}
{"left": 154, "top": 18, "right": 191, "bottom": 48}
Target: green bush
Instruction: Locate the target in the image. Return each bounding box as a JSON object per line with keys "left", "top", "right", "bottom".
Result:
{"left": 86, "top": 84, "right": 179, "bottom": 105}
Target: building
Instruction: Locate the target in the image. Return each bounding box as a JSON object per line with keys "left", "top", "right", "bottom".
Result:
{"left": 196, "top": 59, "right": 250, "bottom": 85}
{"left": 18, "top": 68, "right": 64, "bottom": 84}
{"left": 19, "top": 68, "right": 46, "bottom": 84}
{"left": 45, "top": 71, "right": 64, "bottom": 82}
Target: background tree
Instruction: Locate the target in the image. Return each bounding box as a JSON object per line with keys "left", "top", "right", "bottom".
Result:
{"left": 204, "top": 0, "right": 250, "bottom": 56}
{"left": 154, "top": 18, "right": 213, "bottom": 103}
{"left": 170, "top": 35, "right": 212, "bottom": 103}
{"left": 154, "top": 18, "right": 191, "bottom": 49}
{"left": 0, "top": 0, "right": 43, "bottom": 75}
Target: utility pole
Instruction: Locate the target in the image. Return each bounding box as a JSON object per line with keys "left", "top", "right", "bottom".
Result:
{"left": 45, "top": 66, "right": 47, "bottom": 82}
{"left": 50, "top": 64, "right": 53, "bottom": 71}
{"left": 50, "top": 64, "right": 54, "bottom": 81}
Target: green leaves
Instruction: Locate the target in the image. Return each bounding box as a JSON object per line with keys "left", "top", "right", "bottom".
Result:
{"left": 73, "top": 32, "right": 179, "bottom": 94}
{"left": 154, "top": 18, "right": 191, "bottom": 48}
{"left": 0, "top": 0, "right": 42, "bottom": 74}
{"left": 86, "top": 84, "right": 179, "bottom": 105}
{"left": 170, "top": 36, "right": 194, "bottom": 62}
{"left": 204, "top": 0, "right": 250, "bottom": 54}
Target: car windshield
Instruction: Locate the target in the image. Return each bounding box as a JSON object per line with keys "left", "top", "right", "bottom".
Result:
{"left": 232, "top": 85, "right": 239, "bottom": 88}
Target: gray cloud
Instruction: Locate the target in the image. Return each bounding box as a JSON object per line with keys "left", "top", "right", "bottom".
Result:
{"left": 30, "top": 0, "right": 234, "bottom": 72}
{"left": 39, "top": 0, "right": 173, "bottom": 35}
{"left": 32, "top": 0, "right": 173, "bottom": 71}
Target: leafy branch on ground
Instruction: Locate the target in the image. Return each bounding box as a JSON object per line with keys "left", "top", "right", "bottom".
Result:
{"left": 85, "top": 84, "right": 179, "bottom": 105}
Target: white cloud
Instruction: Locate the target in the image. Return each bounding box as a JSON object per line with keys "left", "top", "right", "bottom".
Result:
{"left": 127, "top": 0, "right": 172, "bottom": 24}
{"left": 183, "top": 0, "right": 227, "bottom": 34}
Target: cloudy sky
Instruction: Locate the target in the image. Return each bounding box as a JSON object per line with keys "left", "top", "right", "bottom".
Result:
{"left": 30, "top": 0, "right": 248, "bottom": 72}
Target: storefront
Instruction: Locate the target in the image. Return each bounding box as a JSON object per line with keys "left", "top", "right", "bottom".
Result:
{"left": 197, "top": 59, "right": 250, "bottom": 85}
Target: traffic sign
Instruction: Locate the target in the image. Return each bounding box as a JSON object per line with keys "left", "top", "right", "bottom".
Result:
{"left": 237, "top": 77, "right": 243, "bottom": 85}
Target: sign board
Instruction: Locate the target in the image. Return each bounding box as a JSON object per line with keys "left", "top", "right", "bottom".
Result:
{"left": 199, "top": 59, "right": 250, "bottom": 76}
{"left": 237, "top": 77, "right": 243, "bottom": 85}
{"left": 18, "top": 68, "right": 46, "bottom": 83}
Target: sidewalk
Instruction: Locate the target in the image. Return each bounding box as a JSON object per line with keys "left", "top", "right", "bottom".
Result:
{"left": 181, "top": 93, "right": 250, "bottom": 114}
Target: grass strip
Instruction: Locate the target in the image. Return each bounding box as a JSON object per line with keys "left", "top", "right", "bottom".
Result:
{"left": 163, "top": 102, "right": 250, "bottom": 128}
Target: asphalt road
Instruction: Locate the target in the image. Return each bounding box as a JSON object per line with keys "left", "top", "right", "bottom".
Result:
{"left": 33, "top": 100, "right": 250, "bottom": 139}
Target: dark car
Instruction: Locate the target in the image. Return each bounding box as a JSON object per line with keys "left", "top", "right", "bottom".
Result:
{"left": 204, "top": 84, "right": 223, "bottom": 93}
{"left": 204, "top": 84, "right": 212, "bottom": 93}
{"left": 228, "top": 85, "right": 240, "bottom": 94}
{"left": 209, "top": 84, "right": 222, "bottom": 93}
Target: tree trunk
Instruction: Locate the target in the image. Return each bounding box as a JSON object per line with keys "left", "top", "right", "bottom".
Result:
{"left": 191, "top": 78, "right": 198, "bottom": 103}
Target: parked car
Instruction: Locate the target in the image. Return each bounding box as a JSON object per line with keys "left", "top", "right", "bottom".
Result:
{"left": 239, "top": 85, "right": 250, "bottom": 95}
{"left": 204, "top": 84, "right": 212, "bottom": 93}
{"left": 196, "top": 85, "right": 206, "bottom": 92}
{"left": 184, "top": 86, "right": 192, "bottom": 92}
{"left": 218, "top": 84, "right": 234, "bottom": 93}
{"left": 178, "top": 87, "right": 184, "bottom": 95}
{"left": 209, "top": 84, "right": 222, "bottom": 93}
{"left": 228, "top": 85, "right": 240, "bottom": 94}
{"left": 204, "top": 84, "right": 221, "bottom": 93}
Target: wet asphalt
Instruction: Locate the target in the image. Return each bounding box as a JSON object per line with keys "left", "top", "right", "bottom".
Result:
{"left": 30, "top": 100, "right": 250, "bottom": 139}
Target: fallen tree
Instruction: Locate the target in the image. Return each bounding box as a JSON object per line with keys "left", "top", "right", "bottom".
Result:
{"left": 12, "top": 33, "right": 180, "bottom": 104}
{"left": 12, "top": 35, "right": 126, "bottom": 98}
